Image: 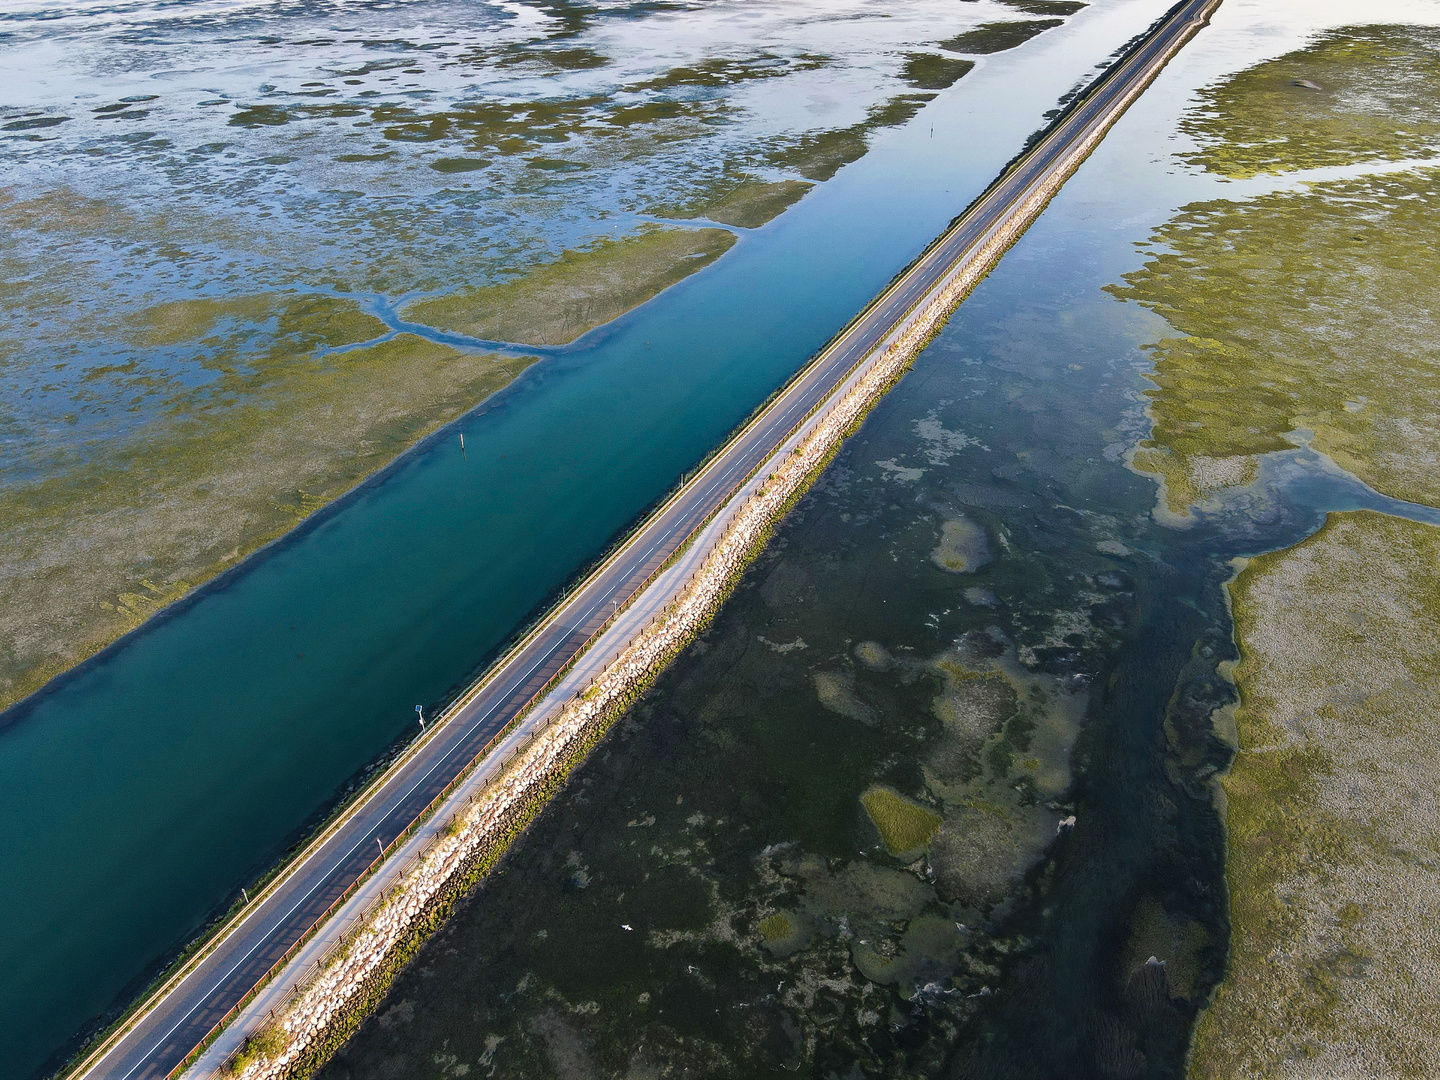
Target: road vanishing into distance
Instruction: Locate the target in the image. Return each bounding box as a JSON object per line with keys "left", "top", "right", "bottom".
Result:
{"left": 73, "top": 1, "right": 1220, "bottom": 1076}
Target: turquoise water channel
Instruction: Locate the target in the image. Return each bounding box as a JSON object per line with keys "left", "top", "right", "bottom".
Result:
{"left": 0, "top": 4, "right": 1175, "bottom": 1076}
{"left": 310, "top": 7, "right": 1440, "bottom": 1076}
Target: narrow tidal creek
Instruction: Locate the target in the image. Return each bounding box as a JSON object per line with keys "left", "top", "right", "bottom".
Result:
{"left": 315, "top": 4, "right": 1434, "bottom": 1076}
{"left": 0, "top": 4, "right": 1172, "bottom": 1076}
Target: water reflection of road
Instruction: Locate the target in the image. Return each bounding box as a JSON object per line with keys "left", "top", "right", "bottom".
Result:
{"left": 75, "top": 2, "right": 1221, "bottom": 1076}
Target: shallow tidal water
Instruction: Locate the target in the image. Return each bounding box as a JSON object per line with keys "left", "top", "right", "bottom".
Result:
{"left": 0, "top": 2, "right": 1174, "bottom": 1076}
{"left": 313, "top": 2, "right": 1440, "bottom": 1076}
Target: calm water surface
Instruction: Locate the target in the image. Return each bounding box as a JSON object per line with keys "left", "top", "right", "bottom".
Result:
{"left": 0, "top": 3, "right": 1174, "bottom": 1076}
{"left": 313, "top": 3, "right": 1436, "bottom": 1076}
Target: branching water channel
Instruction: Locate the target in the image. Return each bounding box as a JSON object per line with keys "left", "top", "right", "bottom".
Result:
{"left": 312, "top": 5, "right": 1440, "bottom": 1077}
{"left": 0, "top": 2, "right": 1176, "bottom": 1076}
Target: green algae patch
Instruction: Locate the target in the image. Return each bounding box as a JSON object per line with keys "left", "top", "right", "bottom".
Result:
{"left": 132, "top": 293, "right": 386, "bottom": 354}
{"left": 0, "top": 333, "right": 534, "bottom": 710}
{"left": 860, "top": 786, "right": 942, "bottom": 858}
{"left": 1181, "top": 25, "right": 1440, "bottom": 179}
{"left": 1109, "top": 167, "right": 1440, "bottom": 512}
{"left": 398, "top": 225, "right": 736, "bottom": 346}
{"left": 941, "top": 20, "right": 1062, "bottom": 56}
{"left": 900, "top": 53, "right": 975, "bottom": 91}
{"left": 930, "top": 514, "right": 992, "bottom": 573}
{"left": 1192, "top": 512, "right": 1440, "bottom": 1078}
{"left": 757, "top": 911, "right": 793, "bottom": 943}
{"left": 651, "top": 177, "right": 812, "bottom": 229}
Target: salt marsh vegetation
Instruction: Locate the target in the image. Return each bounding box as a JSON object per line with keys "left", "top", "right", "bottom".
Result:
{"left": 1113, "top": 27, "right": 1440, "bottom": 514}
{"left": 1194, "top": 512, "right": 1440, "bottom": 1078}
{"left": 399, "top": 226, "right": 736, "bottom": 345}
{"left": 1180, "top": 25, "right": 1440, "bottom": 179}
{"left": 942, "top": 21, "right": 1065, "bottom": 57}
{"left": 1113, "top": 165, "right": 1440, "bottom": 513}
{"left": 0, "top": 328, "right": 533, "bottom": 709}
{"left": 1, "top": 0, "right": 1084, "bottom": 711}
{"left": 1100, "top": 21, "right": 1440, "bottom": 1074}
{"left": 649, "top": 179, "right": 814, "bottom": 230}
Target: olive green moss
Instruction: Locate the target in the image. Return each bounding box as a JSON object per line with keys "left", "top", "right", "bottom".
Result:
{"left": 1192, "top": 512, "right": 1440, "bottom": 1077}
{"left": 224, "top": 1024, "right": 288, "bottom": 1077}
{"left": 398, "top": 225, "right": 736, "bottom": 345}
{"left": 757, "top": 911, "right": 794, "bottom": 944}
{"left": 1180, "top": 25, "right": 1440, "bottom": 179}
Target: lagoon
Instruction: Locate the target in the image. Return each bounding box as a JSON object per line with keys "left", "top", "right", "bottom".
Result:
{"left": 0, "top": 2, "right": 1173, "bottom": 1075}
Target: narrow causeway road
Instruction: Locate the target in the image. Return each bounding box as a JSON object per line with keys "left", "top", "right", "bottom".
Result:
{"left": 72, "top": 2, "right": 1219, "bottom": 1076}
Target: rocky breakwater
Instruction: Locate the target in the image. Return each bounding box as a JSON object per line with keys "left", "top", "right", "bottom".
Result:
{"left": 218, "top": 55, "right": 1155, "bottom": 1079}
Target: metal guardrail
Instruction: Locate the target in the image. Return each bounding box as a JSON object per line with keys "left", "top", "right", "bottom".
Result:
{"left": 74, "top": 4, "right": 1224, "bottom": 1075}
{"left": 191, "top": 333, "right": 875, "bottom": 1077}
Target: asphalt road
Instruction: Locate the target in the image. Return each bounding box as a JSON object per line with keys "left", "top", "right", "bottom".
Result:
{"left": 73, "top": 2, "right": 1219, "bottom": 1076}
